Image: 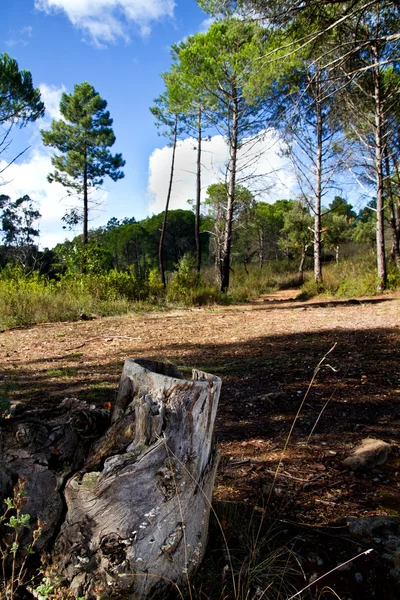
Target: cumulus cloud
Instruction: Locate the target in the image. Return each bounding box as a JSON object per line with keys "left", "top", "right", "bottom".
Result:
{"left": 0, "top": 149, "right": 72, "bottom": 248}
{"left": 0, "top": 145, "right": 109, "bottom": 250}
{"left": 34, "top": 0, "right": 175, "bottom": 46}
{"left": 39, "top": 83, "right": 66, "bottom": 122}
{"left": 147, "top": 132, "right": 297, "bottom": 215}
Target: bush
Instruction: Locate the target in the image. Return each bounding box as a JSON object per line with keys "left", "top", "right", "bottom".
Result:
{"left": 0, "top": 267, "right": 146, "bottom": 329}
{"left": 297, "top": 251, "right": 379, "bottom": 299}
{"left": 147, "top": 268, "right": 165, "bottom": 300}
{"left": 167, "top": 254, "right": 201, "bottom": 304}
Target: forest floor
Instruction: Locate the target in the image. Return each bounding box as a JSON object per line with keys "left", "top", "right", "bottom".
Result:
{"left": 1, "top": 289, "right": 400, "bottom": 598}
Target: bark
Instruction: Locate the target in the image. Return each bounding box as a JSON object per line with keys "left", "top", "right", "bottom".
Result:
{"left": 372, "top": 44, "right": 387, "bottom": 292}
{"left": 314, "top": 70, "right": 323, "bottom": 286}
{"left": 195, "top": 107, "right": 202, "bottom": 273}
{"left": 0, "top": 400, "right": 108, "bottom": 553}
{"left": 258, "top": 227, "right": 264, "bottom": 269}
{"left": 298, "top": 243, "right": 308, "bottom": 280}
{"left": 220, "top": 93, "right": 239, "bottom": 294}
{"left": 384, "top": 148, "right": 400, "bottom": 270}
{"left": 159, "top": 118, "right": 178, "bottom": 288}
{"left": 55, "top": 359, "right": 221, "bottom": 599}
{"left": 82, "top": 151, "right": 89, "bottom": 274}
{"left": 0, "top": 360, "right": 221, "bottom": 600}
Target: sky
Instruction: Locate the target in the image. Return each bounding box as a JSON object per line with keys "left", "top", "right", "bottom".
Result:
{"left": 0, "top": 0, "right": 298, "bottom": 249}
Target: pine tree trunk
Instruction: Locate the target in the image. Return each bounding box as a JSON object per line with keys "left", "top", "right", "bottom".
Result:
{"left": 82, "top": 152, "right": 89, "bottom": 274}
{"left": 299, "top": 244, "right": 307, "bottom": 280}
{"left": 314, "top": 71, "right": 323, "bottom": 286}
{"left": 384, "top": 148, "right": 400, "bottom": 270}
{"left": 220, "top": 96, "right": 239, "bottom": 294}
{"left": 159, "top": 119, "right": 178, "bottom": 288}
{"left": 258, "top": 228, "right": 264, "bottom": 269}
{"left": 195, "top": 107, "right": 202, "bottom": 273}
{"left": 373, "top": 45, "right": 387, "bottom": 292}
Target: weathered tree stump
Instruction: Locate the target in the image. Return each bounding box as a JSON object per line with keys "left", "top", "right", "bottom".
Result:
{"left": 52, "top": 358, "right": 221, "bottom": 599}
{"left": 0, "top": 398, "right": 104, "bottom": 552}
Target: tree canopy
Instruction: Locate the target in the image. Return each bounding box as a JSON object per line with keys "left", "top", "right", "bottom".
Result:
{"left": 0, "top": 53, "right": 44, "bottom": 127}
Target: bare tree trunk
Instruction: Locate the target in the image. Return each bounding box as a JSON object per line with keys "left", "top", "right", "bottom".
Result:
{"left": 258, "top": 227, "right": 264, "bottom": 269}
{"left": 384, "top": 147, "right": 400, "bottom": 270}
{"left": 314, "top": 71, "right": 323, "bottom": 286}
{"left": 82, "top": 151, "right": 88, "bottom": 274}
{"left": 372, "top": 45, "right": 387, "bottom": 292}
{"left": 220, "top": 95, "right": 239, "bottom": 294}
{"left": 299, "top": 243, "right": 308, "bottom": 280}
{"left": 159, "top": 118, "right": 178, "bottom": 288}
{"left": 195, "top": 107, "right": 202, "bottom": 273}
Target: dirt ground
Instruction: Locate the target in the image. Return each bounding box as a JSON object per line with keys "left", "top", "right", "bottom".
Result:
{"left": 1, "top": 289, "right": 400, "bottom": 598}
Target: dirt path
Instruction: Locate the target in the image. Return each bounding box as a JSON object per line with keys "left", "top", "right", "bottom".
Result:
{"left": 1, "top": 290, "right": 400, "bottom": 596}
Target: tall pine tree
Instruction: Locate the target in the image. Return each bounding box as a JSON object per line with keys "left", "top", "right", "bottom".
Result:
{"left": 41, "top": 82, "right": 125, "bottom": 270}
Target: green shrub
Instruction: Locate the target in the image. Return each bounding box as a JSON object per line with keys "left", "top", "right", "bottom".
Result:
{"left": 147, "top": 268, "right": 165, "bottom": 300}
{"left": 167, "top": 254, "right": 202, "bottom": 304}
{"left": 0, "top": 268, "right": 146, "bottom": 329}
{"left": 387, "top": 264, "right": 400, "bottom": 290}
{"left": 297, "top": 251, "right": 379, "bottom": 299}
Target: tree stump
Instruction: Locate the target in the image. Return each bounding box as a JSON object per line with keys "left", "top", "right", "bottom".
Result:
{"left": 52, "top": 358, "right": 222, "bottom": 599}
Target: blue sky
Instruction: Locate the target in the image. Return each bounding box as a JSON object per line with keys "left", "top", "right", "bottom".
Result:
{"left": 1, "top": 0, "right": 296, "bottom": 248}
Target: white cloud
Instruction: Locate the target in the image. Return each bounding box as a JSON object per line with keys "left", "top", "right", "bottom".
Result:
{"left": 0, "top": 149, "right": 82, "bottom": 249}
{"left": 4, "top": 25, "right": 34, "bottom": 47}
{"left": 199, "top": 16, "right": 216, "bottom": 33}
{"left": 34, "top": 0, "right": 175, "bottom": 46}
{"left": 39, "top": 83, "right": 66, "bottom": 122}
{"left": 147, "top": 132, "right": 297, "bottom": 215}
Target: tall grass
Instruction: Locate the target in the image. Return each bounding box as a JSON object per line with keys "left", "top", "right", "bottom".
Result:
{"left": 298, "top": 249, "right": 394, "bottom": 299}
{"left": 0, "top": 251, "right": 397, "bottom": 330}
{"left": 0, "top": 267, "right": 141, "bottom": 329}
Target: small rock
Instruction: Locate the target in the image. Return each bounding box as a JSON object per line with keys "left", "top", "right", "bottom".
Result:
{"left": 8, "top": 401, "right": 25, "bottom": 417}
{"left": 355, "top": 572, "right": 363, "bottom": 583}
{"left": 347, "top": 516, "right": 400, "bottom": 585}
{"left": 342, "top": 438, "right": 392, "bottom": 471}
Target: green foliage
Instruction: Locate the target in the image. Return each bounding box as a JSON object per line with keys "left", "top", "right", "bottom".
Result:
{"left": 0, "top": 265, "right": 143, "bottom": 329}
{"left": 41, "top": 82, "right": 125, "bottom": 250}
{"left": 41, "top": 82, "right": 125, "bottom": 194}
{"left": 53, "top": 238, "right": 113, "bottom": 276}
{"left": 387, "top": 264, "right": 400, "bottom": 290}
{"left": 167, "top": 254, "right": 202, "bottom": 304}
{"left": 0, "top": 194, "right": 41, "bottom": 248}
{"left": 322, "top": 212, "right": 354, "bottom": 259}
{"left": 280, "top": 201, "right": 313, "bottom": 268}
{"left": 33, "top": 560, "right": 85, "bottom": 600}
{"left": 0, "top": 53, "right": 44, "bottom": 127}
{"left": 147, "top": 268, "right": 165, "bottom": 299}
{"left": 329, "top": 196, "right": 357, "bottom": 220}
{"left": 0, "top": 479, "right": 42, "bottom": 600}
{"left": 298, "top": 251, "right": 379, "bottom": 298}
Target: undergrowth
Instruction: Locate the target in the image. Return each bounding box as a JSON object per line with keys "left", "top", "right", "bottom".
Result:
{"left": 0, "top": 251, "right": 398, "bottom": 329}
{"left": 297, "top": 251, "right": 390, "bottom": 299}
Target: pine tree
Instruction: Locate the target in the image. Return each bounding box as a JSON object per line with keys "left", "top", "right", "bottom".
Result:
{"left": 41, "top": 82, "right": 125, "bottom": 270}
